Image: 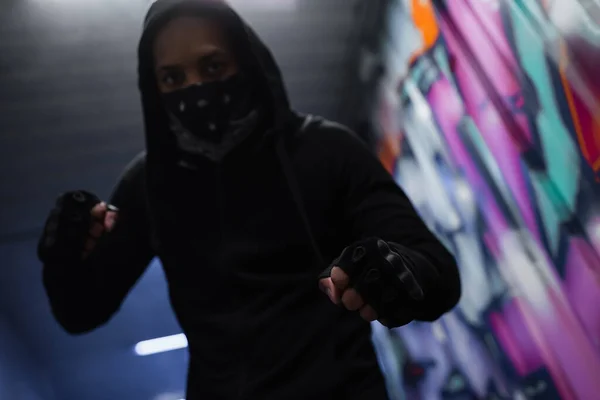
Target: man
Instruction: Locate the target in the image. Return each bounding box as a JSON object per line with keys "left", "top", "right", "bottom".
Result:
{"left": 37, "top": 1, "right": 461, "bottom": 399}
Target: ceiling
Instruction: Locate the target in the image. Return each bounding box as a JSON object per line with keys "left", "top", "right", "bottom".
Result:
{"left": 0, "top": 0, "right": 367, "bottom": 399}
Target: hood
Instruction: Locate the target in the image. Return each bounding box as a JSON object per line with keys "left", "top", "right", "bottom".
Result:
{"left": 137, "top": 0, "right": 293, "bottom": 165}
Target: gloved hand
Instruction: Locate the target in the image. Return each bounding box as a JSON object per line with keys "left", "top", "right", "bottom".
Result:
{"left": 318, "top": 237, "right": 425, "bottom": 327}
{"left": 37, "top": 190, "right": 118, "bottom": 264}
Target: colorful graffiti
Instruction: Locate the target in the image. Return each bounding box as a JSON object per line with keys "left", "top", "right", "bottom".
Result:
{"left": 370, "top": 0, "right": 600, "bottom": 399}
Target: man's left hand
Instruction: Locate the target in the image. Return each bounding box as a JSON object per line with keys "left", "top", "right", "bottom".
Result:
{"left": 318, "top": 238, "right": 424, "bottom": 327}
{"left": 319, "top": 266, "right": 380, "bottom": 323}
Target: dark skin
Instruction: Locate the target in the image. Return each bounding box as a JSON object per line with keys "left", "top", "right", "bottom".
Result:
{"left": 149, "top": 15, "right": 379, "bottom": 324}
{"left": 153, "top": 16, "right": 240, "bottom": 93}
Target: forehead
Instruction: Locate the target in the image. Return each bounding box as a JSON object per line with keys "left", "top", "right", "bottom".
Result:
{"left": 153, "top": 16, "right": 231, "bottom": 59}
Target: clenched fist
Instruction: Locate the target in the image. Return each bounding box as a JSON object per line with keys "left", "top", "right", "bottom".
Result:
{"left": 37, "top": 190, "right": 118, "bottom": 264}
{"left": 319, "top": 238, "right": 425, "bottom": 327}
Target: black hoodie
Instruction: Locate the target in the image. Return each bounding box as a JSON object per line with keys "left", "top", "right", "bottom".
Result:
{"left": 42, "top": 1, "right": 460, "bottom": 399}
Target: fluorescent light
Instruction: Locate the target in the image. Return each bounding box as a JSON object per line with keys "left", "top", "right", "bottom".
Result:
{"left": 153, "top": 394, "right": 185, "bottom": 400}
{"left": 134, "top": 333, "right": 188, "bottom": 356}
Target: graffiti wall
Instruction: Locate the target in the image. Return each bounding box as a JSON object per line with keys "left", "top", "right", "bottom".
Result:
{"left": 370, "top": 0, "right": 600, "bottom": 399}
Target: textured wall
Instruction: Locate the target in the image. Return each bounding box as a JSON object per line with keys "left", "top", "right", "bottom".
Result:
{"left": 370, "top": 0, "right": 600, "bottom": 399}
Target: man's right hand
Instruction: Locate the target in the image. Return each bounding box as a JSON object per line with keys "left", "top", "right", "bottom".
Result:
{"left": 38, "top": 191, "right": 119, "bottom": 264}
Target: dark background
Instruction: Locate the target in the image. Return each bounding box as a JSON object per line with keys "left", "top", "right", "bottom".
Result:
{"left": 0, "top": 0, "right": 385, "bottom": 399}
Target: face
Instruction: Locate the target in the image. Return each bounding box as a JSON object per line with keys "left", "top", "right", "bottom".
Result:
{"left": 153, "top": 16, "right": 239, "bottom": 93}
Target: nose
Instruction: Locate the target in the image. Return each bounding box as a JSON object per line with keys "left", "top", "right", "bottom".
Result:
{"left": 185, "top": 70, "right": 203, "bottom": 87}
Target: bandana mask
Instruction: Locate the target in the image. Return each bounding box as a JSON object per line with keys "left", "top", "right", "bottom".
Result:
{"left": 162, "top": 73, "right": 259, "bottom": 163}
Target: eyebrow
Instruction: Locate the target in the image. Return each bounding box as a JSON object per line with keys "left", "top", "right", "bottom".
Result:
{"left": 156, "top": 49, "right": 226, "bottom": 72}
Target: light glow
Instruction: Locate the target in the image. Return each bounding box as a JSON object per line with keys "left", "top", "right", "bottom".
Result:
{"left": 134, "top": 333, "right": 188, "bottom": 356}
{"left": 31, "top": 0, "right": 297, "bottom": 12}
{"left": 146, "top": 0, "right": 298, "bottom": 11}
{"left": 228, "top": 0, "right": 297, "bottom": 9}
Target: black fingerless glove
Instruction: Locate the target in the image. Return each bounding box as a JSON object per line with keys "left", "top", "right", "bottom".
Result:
{"left": 37, "top": 190, "right": 101, "bottom": 265}
{"left": 319, "top": 237, "right": 427, "bottom": 327}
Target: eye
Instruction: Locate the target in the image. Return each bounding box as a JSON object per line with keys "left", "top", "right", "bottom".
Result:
{"left": 160, "top": 70, "right": 185, "bottom": 87}
{"left": 201, "top": 61, "right": 225, "bottom": 78}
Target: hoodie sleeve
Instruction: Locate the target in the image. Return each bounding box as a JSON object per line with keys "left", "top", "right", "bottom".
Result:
{"left": 319, "top": 122, "right": 461, "bottom": 322}
{"left": 42, "top": 153, "right": 155, "bottom": 334}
